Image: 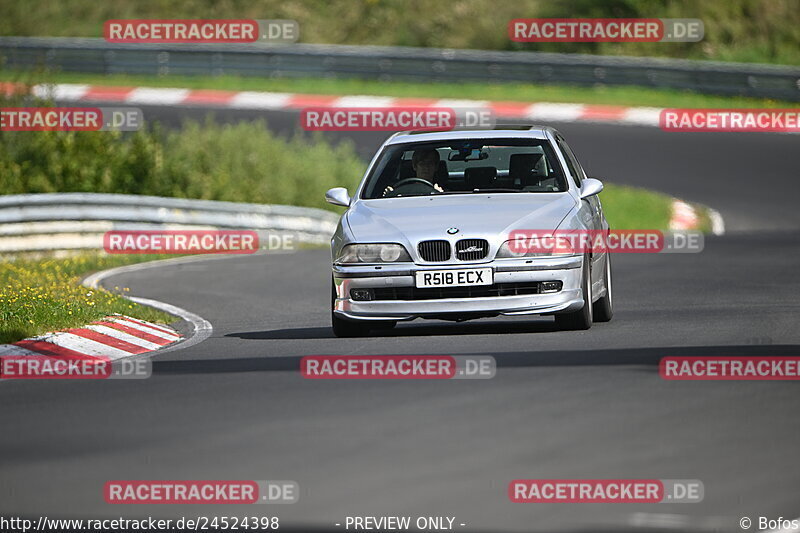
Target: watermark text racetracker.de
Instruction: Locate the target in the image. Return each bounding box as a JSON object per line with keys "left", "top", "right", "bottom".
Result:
{"left": 104, "top": 19, "right": 299, "bottom": 43}
{"left": 0, "top": 356, "right": 150, "bottom": 380}
{"left": 104, "top": 480, "right": 298, "bottom": 504}
{"left": 301, "top": 355, "right": 496, "bottom": 379}
{"left": 505, "top": 230, "right": 703, "bottom": 254}
{"left": 0, "top": 107, "right": 143, "bottom": 131}
{"left": 103, "top": 230, "right": 270, "bottom": 254}
{"left": 661, "top": 109, "right": 800, "bottom": 133}
{"left": 661, "top": 357, "right": 800, "bottom": 380}
{"left": 509, "top": 479, "right": 704, "bottom": 503}
{"left": 301, "top": 107, "right": 495, "bottom": 131}
{"left": 0, "top": 515, "right": 281, "bottom": 532}
{"left": 509, "top": 18, "right": 703, "bottom": 42}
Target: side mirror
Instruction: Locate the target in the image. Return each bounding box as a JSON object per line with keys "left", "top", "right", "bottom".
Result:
{"left": 579, "top": 178, "right": 604, "bottom": 199}
{"left": 325, "top": 187, "right": 351, "bottom": 207}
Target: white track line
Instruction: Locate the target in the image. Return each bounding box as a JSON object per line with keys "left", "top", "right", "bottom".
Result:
{"left": 128, "top": 296, "right": 212, "bottom": 353}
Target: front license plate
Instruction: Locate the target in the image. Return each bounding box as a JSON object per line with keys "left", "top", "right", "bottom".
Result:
{"left": 415, "top": 268, "right": 493, "bottom": 288}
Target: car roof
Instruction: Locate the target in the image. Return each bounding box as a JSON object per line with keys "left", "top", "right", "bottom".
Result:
{"left": 386, "top": 125, "right": 556, "bottom": 146}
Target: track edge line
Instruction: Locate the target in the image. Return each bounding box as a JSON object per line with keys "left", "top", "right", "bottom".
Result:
{"left": 81, "top": 256, "right": 214, "bottom": 353}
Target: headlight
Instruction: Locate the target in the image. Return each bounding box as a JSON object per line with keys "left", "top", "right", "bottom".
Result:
{"left": 337, "top": 243, "right": 412, "bottom": 264}
{"left": 496, "top": 235, "right": 575, "bottom": 258}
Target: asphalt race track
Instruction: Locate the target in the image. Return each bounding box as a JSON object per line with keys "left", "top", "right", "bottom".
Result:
{"left": 1, "top": 104, "right": 799, "bottom": 532}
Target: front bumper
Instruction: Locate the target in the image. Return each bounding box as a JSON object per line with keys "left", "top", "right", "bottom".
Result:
{"left": 332, "top": 256, "right": 584, "bottom": 321}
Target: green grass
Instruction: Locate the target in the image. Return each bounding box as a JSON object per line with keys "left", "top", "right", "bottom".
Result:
{"left": 599, "top": 183, "right": 673, "bottom": 230}
{"left": 3, "top": 70, "right": 795, "bottom": 109}
{"left": 0, "top": 253, "right": 177, "bottom": 344}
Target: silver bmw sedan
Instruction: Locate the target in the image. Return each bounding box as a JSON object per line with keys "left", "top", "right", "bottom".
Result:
{"left": 326, "top": 126, "right": 612, "bottom": 337}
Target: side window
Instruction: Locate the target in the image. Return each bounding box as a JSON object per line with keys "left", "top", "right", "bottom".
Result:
{"left": 556, "top": 137, "right": 585, "bottom": 187}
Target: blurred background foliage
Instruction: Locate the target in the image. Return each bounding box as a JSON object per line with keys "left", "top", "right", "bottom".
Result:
{"left": 0, "top": 0, "right": 797, "bottom": 64}
{"left": 0, "top": 86, "right": 365, "bottom": 211}
{"left": 0, "top": 119, "right": 366, "bottom": 211}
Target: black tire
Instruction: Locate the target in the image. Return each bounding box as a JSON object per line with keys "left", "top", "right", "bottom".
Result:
{"left": 592, "top": 254, "right": 613, "bottom": 322}
{"left": 331, "top": 279, "right": 369, "bottom": 338}
{"left": 554, "top": 255, "right": 593, "bottom": 331}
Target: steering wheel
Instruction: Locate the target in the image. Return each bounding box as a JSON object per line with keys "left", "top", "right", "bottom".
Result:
{"left": 383, "top": 178, "right": 438, "bottom": 197}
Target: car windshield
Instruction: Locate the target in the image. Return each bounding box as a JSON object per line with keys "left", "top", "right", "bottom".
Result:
{"left": 361, "top": 138, "right": 568, "bottom": 199}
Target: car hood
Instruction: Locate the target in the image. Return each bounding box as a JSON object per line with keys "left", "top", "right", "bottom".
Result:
{"left": 345, "top": 193, "right": 576, "bottom": 243}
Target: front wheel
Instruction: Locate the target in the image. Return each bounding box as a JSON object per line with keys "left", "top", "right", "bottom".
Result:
{"left": 554, "top": 255, "right": 593, "bottom": 331}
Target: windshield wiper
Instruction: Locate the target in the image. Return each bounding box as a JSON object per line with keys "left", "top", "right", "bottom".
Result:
{"left": 436, "top": 188, "right": 524, "bottom": 194}
{"left": 470, "top": 188, "right": 522, "bottom": 193}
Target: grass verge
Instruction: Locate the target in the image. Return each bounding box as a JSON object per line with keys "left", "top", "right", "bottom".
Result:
{"left": 2, "top": 70, "right": 795, "bottom": 109}
{"left": 598, "top": 183, "right": 673, "bottom": 230}
{"left": 0, "top": 253, "right": 177, "bottom": 344}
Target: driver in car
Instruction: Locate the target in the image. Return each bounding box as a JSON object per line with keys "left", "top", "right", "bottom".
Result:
{"left": 383, "top": 149, "right": 445, "bottom": 196}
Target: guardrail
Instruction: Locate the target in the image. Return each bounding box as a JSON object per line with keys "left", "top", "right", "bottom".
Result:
{"left": 0, "top": 193, "right": 339, "bottom": 252}
{"left": 1, "top": 37, "right": 799, "bottom": 101}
